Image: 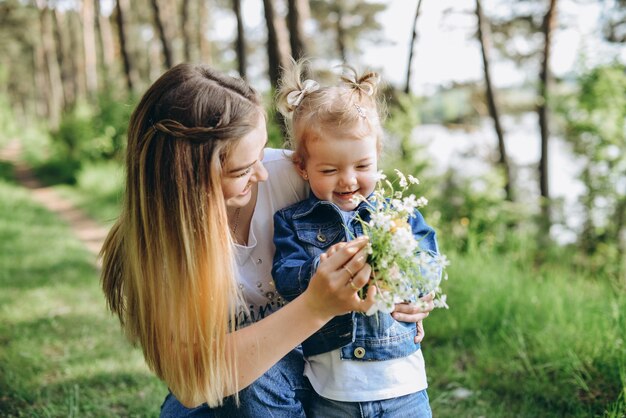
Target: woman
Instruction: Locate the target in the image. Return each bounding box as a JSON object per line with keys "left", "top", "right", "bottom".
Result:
{"left": 100, "top": 63, "right": 434, "bottom": 416}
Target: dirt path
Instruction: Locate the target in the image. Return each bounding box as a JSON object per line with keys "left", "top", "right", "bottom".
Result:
{"left": 0, "top": 140, "right": 108, "bottom": 263}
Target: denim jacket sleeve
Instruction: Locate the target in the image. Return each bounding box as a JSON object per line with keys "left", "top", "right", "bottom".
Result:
{"left": 272, "top": 210, "right": 320, "bottom": 301}
{"left": 410, "top": 209, "right": 439, "bottom": 254}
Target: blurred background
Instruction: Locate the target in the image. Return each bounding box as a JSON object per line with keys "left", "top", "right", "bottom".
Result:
{"left": 0, "top": 0, "right": 624, "bottom": 416}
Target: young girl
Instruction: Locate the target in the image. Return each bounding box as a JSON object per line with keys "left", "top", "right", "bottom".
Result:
{"left": 272, "top": 61, "right": 438, "bottom": 417}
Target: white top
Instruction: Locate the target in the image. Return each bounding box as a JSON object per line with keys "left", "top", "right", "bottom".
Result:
{"left": 304, "top": 348, "right": 428, "bottom": 402}
{"left": 233, "top": 148, "right": 309, "bottom": 327}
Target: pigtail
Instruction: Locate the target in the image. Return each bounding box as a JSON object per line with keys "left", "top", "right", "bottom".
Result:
{"left": 339, "top": 65, "right": 381, "bottom": 98}
{"left": 276, "top": 58, "right": 311, "bottom": 116}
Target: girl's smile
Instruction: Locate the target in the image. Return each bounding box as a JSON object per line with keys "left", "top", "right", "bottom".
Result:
{"left": 300, "top": 131, "right": 378, "bottom": 211}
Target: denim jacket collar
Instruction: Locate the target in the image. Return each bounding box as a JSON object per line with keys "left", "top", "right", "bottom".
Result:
{"left": 292, "top": 192, "right": 373, "bottom": 221}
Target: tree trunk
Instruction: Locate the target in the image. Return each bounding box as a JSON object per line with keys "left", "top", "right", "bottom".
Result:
{"left": 198, "top": 0, "right": 212, "bottom": 64}
{"left": 476, "top": 0, "right": 513, "bottom": 201}
{"left": 69, "top": 10, "right": 87, "bottom": 103}
{"left": 33, "top": 35, "right": 49, "bottom": 119}
{"left": 262, "top": 0, "right": 291, "bottom": 89}
{"left": 82, "top": 0, "right": 99, "bottom": 96}
{"left": 262, "top": 0, "right": 291, "bottom": 141}
{"left": 181, "top": 0, "right": 192, "bottom": 62}
{"left": 404, "top": 0, "right": 423, "bottom": 94}
{"left": 149, "top": 37, "right": 163, "bottom": 81}
{"left": 150, "top": 0, "right": 174, "bottom": 68}
{"left": 233, "top": 0, "right": 247, "bottom": 78}
{"left": 52, "top": 8, "right": 74, "bottom": 108}
{"left": 537, "top": 0, "right": 557, "bottom": 235}
{"left": 287, "top": 0, "right": 310, "bottom": 60}
{"left": 36, "top": 1, "right": 64, "bottom": 128}
{"left": 115, "top": 0, "right": 137, "bottom": 92}
{"left": 95, "top": 0, "right": 116, "bottom": 90}
{"left": 336, "top": 6, "right": 347, "bottom": 62}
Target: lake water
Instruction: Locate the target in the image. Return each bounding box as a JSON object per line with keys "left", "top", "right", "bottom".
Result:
{"left": 414, "top": 113, "right": 585, "bottom": 243}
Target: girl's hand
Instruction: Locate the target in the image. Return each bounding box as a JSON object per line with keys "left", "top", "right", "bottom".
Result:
{"left": 302, "top": 237, "right": 376, "bottom": 320}
{"left": 391, "top": 292, "right": 434, "bottom": 343}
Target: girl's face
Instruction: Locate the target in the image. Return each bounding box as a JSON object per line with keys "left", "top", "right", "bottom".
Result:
{"left": 300, "top": 131, "right": 378, "bottom": 211}
{"left": 221, "top": 113, "right": 268, "bottom": 208}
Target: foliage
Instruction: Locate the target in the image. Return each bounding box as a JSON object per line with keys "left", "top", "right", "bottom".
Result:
{"left": 309, "top": 0, "right": 387, "bottom": 61}
{"left": 0, "top": 90, "right": 18, "bottom": 147}
{"left": 54, "top": 160, "right": 124, "bottom": 227}
{"left": 40, "top": 93, "right": 134, "bottom": 184}
{"left": 430, "top": 167, "right": 533, "bottom": 259}
{"left": 382, "top": 93, "right": 431, "bottom": 180}
{"left": 555, "top": 63, "right": 626, "bottom": 278}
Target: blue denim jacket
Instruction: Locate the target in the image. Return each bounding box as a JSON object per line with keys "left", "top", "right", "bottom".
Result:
{"left": 272, "top": 193, "right": 439, "bottom": 360}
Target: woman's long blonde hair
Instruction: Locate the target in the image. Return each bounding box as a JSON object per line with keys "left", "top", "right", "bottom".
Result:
{"left": 100, "top": 64, "right": 262, "bottom": 407}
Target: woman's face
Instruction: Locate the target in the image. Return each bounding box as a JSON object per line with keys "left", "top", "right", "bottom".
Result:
{"left": 221, "top": 112, "right": 269, "bottom": 208}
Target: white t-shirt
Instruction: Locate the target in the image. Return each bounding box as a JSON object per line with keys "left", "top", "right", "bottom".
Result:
{"left": 304, "top": 348, "right": 428, "bottom": 402}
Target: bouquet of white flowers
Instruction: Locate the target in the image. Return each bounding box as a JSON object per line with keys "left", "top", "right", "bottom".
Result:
{"left": 352, "top": 170, "right": 449, "bottom": 316}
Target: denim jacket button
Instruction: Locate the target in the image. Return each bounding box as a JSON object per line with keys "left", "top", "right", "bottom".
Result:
{"left": 316, "top": 233, "right": 327, "bottom": 242}
{"left": 354, "top": 347, "right": 366, "bottom": 359}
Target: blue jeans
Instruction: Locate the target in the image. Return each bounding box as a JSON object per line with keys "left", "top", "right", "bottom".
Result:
{"left": 160, "top": 347, "right": 312, "bottom": 417}
{"left": 308, "top": 389, "right": 431, "bottom": 418}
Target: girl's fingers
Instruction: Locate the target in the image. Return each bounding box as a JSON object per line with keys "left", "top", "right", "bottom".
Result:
{"left": 414, "top": 320, "right": 425, "bottom": 344}
{"left": 392, "top": 310, "right": 429, "bottom": 323}
{"left": 420, "top": 292, "right": 435, "bottom": 303}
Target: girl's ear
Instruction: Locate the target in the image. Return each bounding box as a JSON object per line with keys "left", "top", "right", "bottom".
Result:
{"left": 294, "top": 162, "right": 308, "bottom": 180}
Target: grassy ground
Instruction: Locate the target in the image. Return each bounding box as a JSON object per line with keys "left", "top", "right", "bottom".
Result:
{"left": 0, "top": 161, "right": 166, "bottom": 417}
{"left": 425, "top": 251, "right": 625, "bottom": 417}
{"left": 53, "top": 160, "right": 124, "bottom": 227}
{"left": 1, "top": 160, "right": 624, "bottom": 417}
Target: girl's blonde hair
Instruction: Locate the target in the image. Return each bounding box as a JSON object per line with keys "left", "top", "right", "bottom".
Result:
{"left": 100, "top": 63, "right": 262, "bottom": 407}
{"left": 276, "top": 58, "right": 385, "bottom": 168}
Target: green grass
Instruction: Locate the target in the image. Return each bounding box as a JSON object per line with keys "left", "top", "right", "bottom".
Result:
{"left": 53, "top": 160, "right": 124, "bottom": 227}
{"left": 425, "top": 251, "right": 626, "bottom": 417}
{"left": 0, "top": 166, "right": 166, "bottom": 417}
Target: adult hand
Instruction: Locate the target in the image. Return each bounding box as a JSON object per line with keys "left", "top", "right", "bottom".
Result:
{"left": 391, "top": 292, "right": 434, "bottom": 343}
{"left": 303, "top": 237, "right": 376, "bottom": 320}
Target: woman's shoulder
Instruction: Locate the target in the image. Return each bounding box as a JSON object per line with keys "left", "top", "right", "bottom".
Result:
{"left": 262, "top": 148, "right": 293, "bottom": 166}
{"left": 262, "top": 148, "right": 299, "bottom": 178}
{"left": 261, "top": 148, "right": 309, "bottom": 207}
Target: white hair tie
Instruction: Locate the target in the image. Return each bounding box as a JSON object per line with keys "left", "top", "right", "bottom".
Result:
{"left": 286, "top": 79, "right": 320, "bottom": 107}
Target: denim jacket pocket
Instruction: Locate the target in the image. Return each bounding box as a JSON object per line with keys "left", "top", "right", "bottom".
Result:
{"left": 294, "top": 222, "right": 344, "bottom": 257}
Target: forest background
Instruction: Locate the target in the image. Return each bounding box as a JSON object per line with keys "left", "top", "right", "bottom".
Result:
{"left": 0, "top": 0, "right": 624, "bottom": 416}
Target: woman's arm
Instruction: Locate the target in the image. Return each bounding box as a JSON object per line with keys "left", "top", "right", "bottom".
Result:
{"left": 228, "top": 238, "right": 374, "bottom": 396}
